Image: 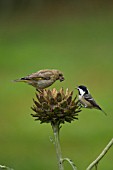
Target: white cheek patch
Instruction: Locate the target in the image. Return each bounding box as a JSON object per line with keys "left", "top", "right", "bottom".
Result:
{"left": 78, "top": 88, "right": 85, "bottom": 96}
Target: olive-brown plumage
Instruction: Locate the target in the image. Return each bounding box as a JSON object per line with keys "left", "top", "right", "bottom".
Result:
{"left": 14, "top": 69, "right": 64, "bottom": 90}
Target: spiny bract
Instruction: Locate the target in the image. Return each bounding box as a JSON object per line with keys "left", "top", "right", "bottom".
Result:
{"left": 31, "top": 88, "right": 81, "bottom": 125}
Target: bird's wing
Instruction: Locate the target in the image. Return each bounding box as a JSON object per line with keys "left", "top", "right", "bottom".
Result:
{"left": 84, "top": 94, "right": 107, "bottom": 115}
{"left": 27, "top": 70, "right": 54, "bottom": 80}
{"left": 84, "top": 94, "right": 101, "bottom": 109}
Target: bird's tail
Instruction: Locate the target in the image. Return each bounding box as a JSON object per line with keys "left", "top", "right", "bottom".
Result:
{"left": 97, "top": 105, "right": 107, "bottom": 116}
{"left": 13, "top": 77, "right": 30, "bottom": 83}
{"left": 101, "top": 109, "right": 107, "bottom": 116}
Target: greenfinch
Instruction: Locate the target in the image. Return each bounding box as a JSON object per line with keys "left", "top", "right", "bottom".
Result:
{"left": 14, "top": 69, "right": 64, "bottom": 90}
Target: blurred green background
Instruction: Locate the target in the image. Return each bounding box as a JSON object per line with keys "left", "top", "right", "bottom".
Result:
{"left": 0, "top": 1, "right": 113, "bottom": 169}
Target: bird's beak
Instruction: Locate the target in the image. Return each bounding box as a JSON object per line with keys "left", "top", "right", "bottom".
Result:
{"left": 59, "top": 76, "right": 65, "bottom": 82}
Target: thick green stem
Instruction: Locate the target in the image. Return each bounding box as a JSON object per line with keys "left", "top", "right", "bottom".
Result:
{"left": 52, "top": 123, "right": 64, "bottom": 170}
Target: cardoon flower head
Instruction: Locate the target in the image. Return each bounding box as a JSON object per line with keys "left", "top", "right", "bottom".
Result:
{"left": 31, "top": 88, "right": 81, "bottom": 125}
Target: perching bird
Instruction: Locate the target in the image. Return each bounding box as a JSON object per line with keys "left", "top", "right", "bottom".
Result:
{"left": 77, "top": 85, "right": 107, "bottom": 115}
{"left": 14, "top": 69, "right": 64, "bottom": 90}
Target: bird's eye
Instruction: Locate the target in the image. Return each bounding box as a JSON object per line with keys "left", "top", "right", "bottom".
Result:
{"left": 59, "top": 74, "right": 62, "bottom": 76}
